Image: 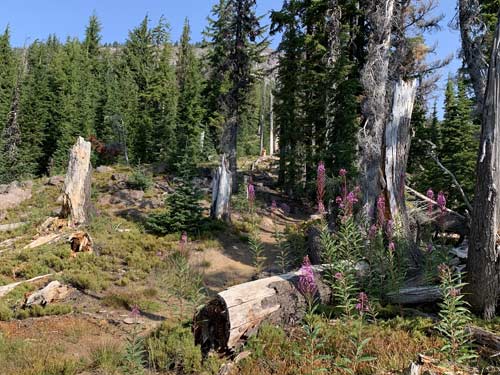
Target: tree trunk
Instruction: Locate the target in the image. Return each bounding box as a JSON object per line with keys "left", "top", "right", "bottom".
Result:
{"left": 458, "top": 0, "right": 488, "bottom": 115}
{"left": 359, "top": 0, "right": 395, "bottom": 221}
{"left": 386, "top": 285, "right": 441, "bottom": 305}
{"left": 210, "top": 154, "right": 232, "bottom": 222}
{"left": 384, "top": 79, "right": 417, "bottom": 242}
{"left": 269, "top": 89, "right": 274, "bottom": 156}
{"left": 60, "top": 136, "right": 93, "bottom": 226}
{"left": 466, "top": 18, "right": 500, "bottom": 319}
{"left": 193, "top": 265, "right": 331, "bottom": 353}
{"left": 222, "top": 115, "right": 239, "bottom": 193}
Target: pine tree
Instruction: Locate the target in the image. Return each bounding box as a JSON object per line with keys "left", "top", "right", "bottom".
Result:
{"left": 0, "top": 26, "right": 16, "bottom": 134}
{"left": 440, "top": 76, "right": 479, "bottom": 211}
{"left": 174, "top": 19, "right": 204, "bottom": 172}
{"left": 204, "top": 0, "right": 267, "bottom": 190}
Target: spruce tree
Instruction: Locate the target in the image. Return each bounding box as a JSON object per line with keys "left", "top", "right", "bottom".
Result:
{"left": 175, "top": 19, "right": 205, "bottom": 172}
{"left": 0, "top": 26, "right": 16, "bottom": 134}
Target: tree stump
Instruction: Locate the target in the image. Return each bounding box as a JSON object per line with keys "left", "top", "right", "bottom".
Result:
{"left": 193, "top": 265, "right": 331, "bottom": 354}
{"left": 60, "top": 137, "right": 93, "bottom": 226}
{"left": 210, "top": 155, "right": 232, "bottom": 221}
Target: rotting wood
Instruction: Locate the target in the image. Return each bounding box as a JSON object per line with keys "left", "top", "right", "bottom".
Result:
{"left": 23, "top": 233, "right": 65, "bottom": 250}
{"left": 193, "top": 265, "right": 331, "bottom": 353}
{"left": 69, "top": 231, "right": 93, "bottom": 256}
{"left": 406, "top": 353, "right": 478, "bottom": 375}
{"left": 0, "top": 222, "right": 26, "bottom": 232}
{"left": 60, "top": 136, "right": 93, "bottom": 226}
{"left": 467, "top": 325, "right": 500, "bottom": 354}
{"left": 23, "top": 280, "right": 71, "bottom": 307}
{"left": 0, "top": 274, "right": 52, "bottom": 298}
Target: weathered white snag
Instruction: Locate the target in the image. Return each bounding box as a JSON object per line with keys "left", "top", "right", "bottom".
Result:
{"left": 385, "top": 79, "right": 417, "bottom": 233}
{"left": 193, "top": 266, "right": 331, "bottom": 353}
{"left": 60, "top": 137, "right": 92, "bottom": 226}
{"left": 210, "top": 155, "right": 232, "bottom": 221}
{"left": 0, "top": 274, "right": 52, "bottom": 298}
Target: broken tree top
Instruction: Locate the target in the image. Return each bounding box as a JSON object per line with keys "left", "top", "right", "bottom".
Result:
{"left": 60, "top": 136, "right": 93, "bottom": 226}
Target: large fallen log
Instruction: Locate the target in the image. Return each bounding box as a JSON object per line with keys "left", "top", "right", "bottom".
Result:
{"left": 193, "top": 265, "right": 331, "bottom": 353}
{"left": 0, "top": 274, "right": 52, "bottom": 298}
{"left": 23, "top": 280, "right": 71, "bottom": 307}
{"left": 386, "top": 286, "right": 441, "bottom": 305}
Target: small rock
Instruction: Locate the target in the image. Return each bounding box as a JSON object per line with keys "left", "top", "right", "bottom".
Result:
{"left": 0, "top": 181, "right": 33, "bottom": 210}
{"left": 139, "top": 198, "right": 163, "bottom": 209}
{"left": 123, "top": 318, "right": 143, "bottom": 325}
{"left": 96, "top": 166, "right": 114, "bottom": 173}
{"left": 260, "top": 216, "right": 275, "bottom": 230}
{"left": 47, "top": 175, "right": 65, "bottom": 186}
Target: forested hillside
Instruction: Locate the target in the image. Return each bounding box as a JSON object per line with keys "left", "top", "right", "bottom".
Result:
{"left": 0, "top": 0, "right": 500, "bottom": 374}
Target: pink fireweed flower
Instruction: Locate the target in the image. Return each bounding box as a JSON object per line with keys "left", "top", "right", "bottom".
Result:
{"left": 298, "top": 256, "right": 317, "bottom": 298}
{"left": 346, "top": 191, "right": 358, "bottom": 205}
{"left": 385, "top": 219, "right": 394, "bottom": 240}
{"left": 130, "top": 305, "right": 140, "bottom": 319}
{"left": 247, "top": 183, "right": 255, "bottom": 207}
{"left": 179, "top": 231, "right": 188, "bottom": 252}
{"left": 317, "top": 161, "right": 326, "bottom": 214}
{"left": 427, "top": 189, "right": 435, "bottom": 216}
{"left": 377, "top": 195, "right": 386, "bottom": 226}
{"left": 334, "top": 272, "right": 344, "bottom": 281}
{"left": 368, "top": 224, "right": 378, "bottom": 240}
{"left": 356, "top": 292, "right": 370, "bottom": 313}
{"left": 339, "top": 168, "right": 347, "bottom": 177}
{"left": 450, "top": 288, "right": 460, "bottom": 297}
{"left": 388, "top": 241, "right": 396, "bottom": 253}
{"left": 437, "top": 191, "right": 446, "bottom": 212}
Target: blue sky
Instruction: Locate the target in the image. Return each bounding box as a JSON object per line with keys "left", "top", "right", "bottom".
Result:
{"left": 0, "top": 0, "right": 460, "bottom": 115}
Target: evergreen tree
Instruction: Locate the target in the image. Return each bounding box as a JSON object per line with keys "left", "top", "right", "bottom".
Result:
{"left": 440, "top": 76, "right": 479, "bottom": 211}
{"left": 204, "top": 0, "right": 267, "bottom": 190}
{"left": 174, "top": 19, "right": 204, "bottom": 172}
{"left": 0, "top": 26, "right": 16, "bottom": 133}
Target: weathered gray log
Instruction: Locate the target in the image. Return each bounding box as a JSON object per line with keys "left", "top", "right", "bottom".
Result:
{"left": 467, "top": 325, "right": 500, "bottom": 353}
{"left": 23, "top": 233, "right": 65, "bottom": 250}
{"left": 60, "top": 136, "right": 93, "bottom": 226}
{"left": 0, "top": 222, "right": 26, "bottom": 232}
{"left": 23, "top": 280, "right": 71, "bottom": 307}
{"left": 466, "top": 16, "right": 500, "bottom": 319}
{"left": 0, "top": 274, "right": 52, "bottom": 298}
{"left": 193, "top": 265, "right": 331, "bottom": 353}
{"left": 386, "top": 286, "right": 441, "bottom": 305}
{"left": 210, "top": 155, "right": 232, "bottom": 221}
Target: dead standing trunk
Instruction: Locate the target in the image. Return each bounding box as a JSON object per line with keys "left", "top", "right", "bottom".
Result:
{"left": 60, "top": 136, "right": 93, "bottom": 227}
{"left": 211, "top": 154, "right": 232, "bottom": 222}
{"left": 359, "top": 0, "right": 395, "bottom": 221}
{"left": 466, "top": 18, "right": 500, "bottom": 319}
{"left": 385, "top": 79, "right": 417, "bottom": 241}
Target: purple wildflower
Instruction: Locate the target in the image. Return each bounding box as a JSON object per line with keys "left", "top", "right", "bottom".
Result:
{"left": 247, "top": 183, "right": 255, "bottom": 208}
{"left": 339, "top": 168, "right": 347, "bottom": 177}
{"left": 356, "top": 292, "right": 370, "bottom": 313}
{"left": 377, "top": 195, "right": 386, "bottom": 226}
{"left": 385, "top": 219, "right": 394, "bottom": 240}
{"left": 450, "top": 288, "right": 460, "bottom": 297}
{"left": 426, "top": 243, "right": 433, "bottom": 253}
{"left": 334, "top": 272, "right": 344, "bottom": 281}
{"left": 388, "top": 241, "right": 395, "bottom": 253}
{"left": 368, "top": 224, "right": 378, "bottom": 240}
{"left": 346, "top": 191, "right": 358, "bottom": 205}
{"left": 426, "top": 189, "right": 435, "bottom": 216}
{"left": 317, "top": 161, "right": 326, "bottom": 214}
{"left": 130, "top": 305, "right": 140, "bottom": 319}
{"left": 298, "top": 256, "right": 317, "bottom": 299}
{"left": 437, "top": 191, "right": 446, "bottom": 212}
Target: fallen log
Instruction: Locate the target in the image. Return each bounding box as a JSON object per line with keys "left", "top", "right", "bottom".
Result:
{"left": 193, "top": 265, "right": 331, "bottom": 353}
{"left": 23, "top": 233, "right": 65, "bottom": 250}
{"left": 386, "top": 286, "right": 441, "bottom": 305}
{"left": 467, "top": 325, "right": 500, "bottom": 354}
{"left": 0, "top": 222, "right": 26, "bottom": 232}
{"left": 23, "top": 280, "right": 71, "bottom": 307}
{"left": 406, "top": 354, "right": 477, "bottom": 375}
{"left": 0, "top": 274, "right": 52, "bottom": 298}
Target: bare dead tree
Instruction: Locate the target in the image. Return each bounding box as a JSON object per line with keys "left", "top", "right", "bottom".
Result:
{"left": 359, "top": 0, "right": 395, "bottom": 221}
{"left": 466, "top": 16, "right": 500, "bottom": 320}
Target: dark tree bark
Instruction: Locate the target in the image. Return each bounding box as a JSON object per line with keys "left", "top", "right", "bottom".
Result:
{"left": 458, "top": 0, "right": 488, "bottom": 114}
{"left": 466, "top": 17, "right": 500, "bottom": 319}
{"left": 359, "top": 0, "right": 395, "bottom": 221}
